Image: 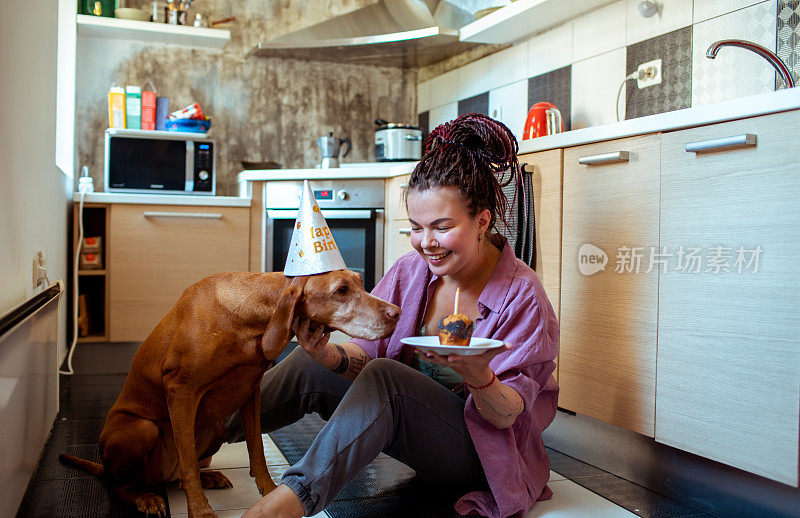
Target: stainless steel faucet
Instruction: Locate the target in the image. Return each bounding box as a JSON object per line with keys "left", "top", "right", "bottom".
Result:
{"left": 706, "top": 39, "right": 795, "bottom": 89}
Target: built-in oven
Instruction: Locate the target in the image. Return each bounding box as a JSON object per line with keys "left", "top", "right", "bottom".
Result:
{"left": 264, "top": 179, "right": 384, "bottom": 292}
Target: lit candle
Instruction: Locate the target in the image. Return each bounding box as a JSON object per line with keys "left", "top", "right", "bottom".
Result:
{"left": 454, "top": 287, "right": 460, "bottom": 314}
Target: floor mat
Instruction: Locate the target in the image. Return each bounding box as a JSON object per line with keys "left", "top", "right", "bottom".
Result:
{"left": 269, "top": 413, "right": 468, "bottom": 517}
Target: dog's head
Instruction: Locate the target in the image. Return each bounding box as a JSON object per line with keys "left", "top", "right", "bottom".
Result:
{"left": 296, "top": 270, "right": 400, "bottom": 340}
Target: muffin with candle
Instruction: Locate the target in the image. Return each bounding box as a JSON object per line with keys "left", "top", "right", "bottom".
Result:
{"left": 438, "top": 288, "right": 474, "bottom": 346}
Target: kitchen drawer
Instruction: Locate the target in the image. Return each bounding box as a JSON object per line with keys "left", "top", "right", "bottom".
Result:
{"left": 109, "top": 204, "right": 249, "bottom": 342}
{"left": 384, "top": 219, "right": 415, "bottom": 274}
{"left": 385, "top": 174, "right": 411, "bottom": 221}
{"left": 559, "top": 134, "right": 660, "bottom": 437}
{"left": 656, "top": 110, "right": 800, "bottom": 485}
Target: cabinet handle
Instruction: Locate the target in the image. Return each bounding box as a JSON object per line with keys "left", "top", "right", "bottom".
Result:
{"left": 685, "top": 133, "right": 757, "bottom": 153}
{"left": 398, "top": 228, "right": 412, "bottom": 235}
{"left": 142, "top": 211, "right": 223, "bottom": 219}
{"left": 578, "top": 151, "right": 630, "bottom": 165}
{"left": 404, "top": 135, "right": 422, "bottom": 141}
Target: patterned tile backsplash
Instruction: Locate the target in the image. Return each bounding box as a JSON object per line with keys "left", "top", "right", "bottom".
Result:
{"left": 458, "top": 92, "right": 490, "bottom": 117}
{"left": 420, "top": 0, "right": 796, "bottom": 136}
{"left": 777, "top": 0, "right": 800, "bottom": 85}
{"left": 625, "top": 27, "right": 693, "bottom": 120}
{"left": 528, "top": 66, "right": 572, "bottom": 131}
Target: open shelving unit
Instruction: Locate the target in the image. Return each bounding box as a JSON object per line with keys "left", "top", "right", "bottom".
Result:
{"left": 77, "top": 14, "right": 230, "bottom": 48}
{"left": 459, "top": 0, "right": 613, "bottom": 44}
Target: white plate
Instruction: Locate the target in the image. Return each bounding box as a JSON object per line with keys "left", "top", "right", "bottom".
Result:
{"left": 400, "top": 336, "right": 504, "bottom": 356}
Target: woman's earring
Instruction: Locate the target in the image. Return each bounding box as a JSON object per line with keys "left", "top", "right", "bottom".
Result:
{"left": 477, "top": 233, "right": 483, "bottom": 242}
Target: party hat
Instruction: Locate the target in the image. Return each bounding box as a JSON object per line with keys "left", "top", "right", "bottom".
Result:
{"left": 284, "top": 180, "right": 347, "bottom": 277}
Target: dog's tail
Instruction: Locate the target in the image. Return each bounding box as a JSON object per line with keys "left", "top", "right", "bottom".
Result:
{"left": 59, "top": 453, "right": 105, "bottom": 478}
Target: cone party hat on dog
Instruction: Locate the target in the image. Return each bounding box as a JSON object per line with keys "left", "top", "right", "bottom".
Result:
{"left": 284, "top": 180, "right": 347, "bottom": 277}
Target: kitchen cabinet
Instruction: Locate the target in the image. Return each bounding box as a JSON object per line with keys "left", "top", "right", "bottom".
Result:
{"left": 519, "top": 150, "right": 563, "bottom": 379}
{"left": 559, "top": 134, "right": 660, "bottom": 437}
{"left": 82, "top": 203, "right": 249, "bottom": 342}
{"left": 384, "top": 174, "right": 414, "bottom": 274}
{"left": 656, "top": 111, "right": 800, "bottom": 486}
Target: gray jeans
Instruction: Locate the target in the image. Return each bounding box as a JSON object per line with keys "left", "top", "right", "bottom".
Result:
{"left": 225, "top": 346, "right": 487, "bottom": 516}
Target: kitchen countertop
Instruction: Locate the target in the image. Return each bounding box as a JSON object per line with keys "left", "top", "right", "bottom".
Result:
{"left": 518, "top": 88, "right": 800, "bottom": 154}
{"left": 237, "top": 162, "right": 416, "bottom": 195}
{"left": 72, "top": 192, "right": 250, "bottom": 207}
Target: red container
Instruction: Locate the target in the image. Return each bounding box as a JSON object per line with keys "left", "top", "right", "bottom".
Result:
{"left": 522, "top": 102, "right": 563, "bottom": 140}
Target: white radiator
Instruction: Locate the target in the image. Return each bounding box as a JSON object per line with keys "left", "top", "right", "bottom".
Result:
{"left": 0, "top": 282, "right": 62, "bottom": 513}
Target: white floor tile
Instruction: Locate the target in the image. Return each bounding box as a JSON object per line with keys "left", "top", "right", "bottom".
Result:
{"left": 203, "top": 436, "right": 289, "bottom": 470}
{"left": 167, "top": 465, "right": 290, "bottom": 514}
{"left": 526, "top": 478, "right": 637, "bottom": 517}
{"left": 549, "top": 470, "right": 567, "bottom": 482}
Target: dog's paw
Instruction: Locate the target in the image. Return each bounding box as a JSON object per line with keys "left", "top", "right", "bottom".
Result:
{"left": 198, "top": 470, "right": 233, "bottom": 489}
{"left": 134, "top": 492, "right": 167, "bottom": 517}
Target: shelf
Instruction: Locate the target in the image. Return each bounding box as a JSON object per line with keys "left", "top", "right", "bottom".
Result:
{"left": 77, "top": 14, "right": 230, "bottom": 49}
{"left": 459, "top": 0, "right": 613, "bottom": 44}
{"left": 79, "top": 269, "right": 106, "bottom": 276}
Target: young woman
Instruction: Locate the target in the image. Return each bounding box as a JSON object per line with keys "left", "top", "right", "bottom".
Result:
{"left": 230, "top": 113, "right": 560, "bottom": 518}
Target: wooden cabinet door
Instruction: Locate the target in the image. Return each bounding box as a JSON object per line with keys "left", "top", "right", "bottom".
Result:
{"left": 384, "top": 174, "right": 413, "bottom": 274}
{"left": 560, "top": 134, "right": 660, "bottom": 437}
{"left": 657, "top": 111, "right": 800, "bottom": 485}
{"left": 109, "top": 204, "right": 249, "bottom": 342}
{"left": 520, "top": 150, "right": 563, "bottom": 381}
{"left": 385, "top": 174, "right": 410, "bottom": 221}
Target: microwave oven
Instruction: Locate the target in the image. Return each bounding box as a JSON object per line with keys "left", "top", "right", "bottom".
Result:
{"left": 104, "top": 129, "right": 215, "bottom": 195}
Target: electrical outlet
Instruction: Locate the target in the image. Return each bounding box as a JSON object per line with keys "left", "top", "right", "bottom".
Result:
{"left": 637, "top": 59, "right": 663, "bottom": 89}
{"left": 32, "top": 251, "right": 47, "bottom": 288}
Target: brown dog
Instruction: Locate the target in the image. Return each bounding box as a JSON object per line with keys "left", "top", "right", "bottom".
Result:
{"left": 60, "top": 270, "right": 400, "bottom": 517}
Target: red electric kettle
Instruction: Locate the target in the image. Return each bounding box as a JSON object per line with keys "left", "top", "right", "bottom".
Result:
{"left": 523, "top": 102, "right": 563, "bottom": 140}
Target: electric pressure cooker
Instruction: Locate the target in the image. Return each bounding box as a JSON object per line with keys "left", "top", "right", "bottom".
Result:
{"left": 374, "top": 118, "right": 423, "bottom": 162}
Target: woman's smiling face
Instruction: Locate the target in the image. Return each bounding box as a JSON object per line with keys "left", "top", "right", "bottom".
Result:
{"left": 406, "top": 186, "right": 490, "bottom": 277}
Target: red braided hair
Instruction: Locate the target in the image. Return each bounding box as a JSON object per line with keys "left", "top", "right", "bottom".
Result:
{"left": 404, "top": 113, "right": 520, "bottom": 236}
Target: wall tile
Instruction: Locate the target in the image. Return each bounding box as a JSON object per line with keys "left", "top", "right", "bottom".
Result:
{"left": 693, "top": 0, "right": 766, "bottom": 23}
{"left": 429, "top": 102, "right": 458, "bottom": 129}
{"left": 527, "top": 22, "right": 574, "bottom": 78}
{"left": 777, "top": 0, "right": 800, "bottom": 86}
{"left": 626, "top": 0, "right": 693, "bottom": 45}
{"left": 528, "top": 65, "right": 572, "bottom": 131}
{"left": 573, "top": 1, "right": 627, "bottom": 62}
{"left": 417, "top": 80, "right": 431, "bottom": 113}
{"left": 458, "top": 92, "right": 490, "bottom": 116}
{"left": 692, "top": 0, "right": 778, "bottom": 107}
{"left": 457, "top": 55, "right": 493, "bottom": 100}
{"left": 418, "top": 111, "right": 429, "bottom": 135}
{"left": 489, "top": 79, "right": 528, "bottom": 140}
{"left": 571, "top": 48, "right": 627, "bottom": 129}
{"left": 429, "top": 69, "right": 458, "bottom": 109}
{"left": 489, "top": 43, "right": 528, "bottom": 91}
{"left": 626, "top": 26, "right": 693, "bottom": 119}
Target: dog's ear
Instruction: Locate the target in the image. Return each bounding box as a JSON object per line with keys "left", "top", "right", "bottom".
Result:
{"left": 261, "top": 276, "right": 308, "bottom": 361}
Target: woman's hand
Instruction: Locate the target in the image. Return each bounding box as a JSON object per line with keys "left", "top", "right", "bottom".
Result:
{"left": 292, "top": 316, "right": 330, "bottom": 362}
{"left": 417, "top": 343, "right": 512, "bottom": 387}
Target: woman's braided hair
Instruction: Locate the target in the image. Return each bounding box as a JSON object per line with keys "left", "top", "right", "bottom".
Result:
{"left": 404, "top": 113, "right": 519, "bottom": 237}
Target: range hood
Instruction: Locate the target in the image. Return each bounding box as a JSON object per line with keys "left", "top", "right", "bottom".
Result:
{"left": 249, "top": 0, "right": 487, "bottom": 68}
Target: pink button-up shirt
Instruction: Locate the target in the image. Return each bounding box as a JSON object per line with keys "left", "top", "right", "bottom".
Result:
{"left": 351, "top": 239, "right": 560, "bottom": 518}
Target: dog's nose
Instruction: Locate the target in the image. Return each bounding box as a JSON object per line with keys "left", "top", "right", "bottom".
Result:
{"left": 385, "top": 305, "right": 401, "bottom": 321}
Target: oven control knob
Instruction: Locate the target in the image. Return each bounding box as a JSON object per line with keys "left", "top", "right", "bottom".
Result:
{"left": 337, "top": 190, "right": 349, "bottom": 201}
{"left": 198, "top": 170, "right": 209, "bottom": 181}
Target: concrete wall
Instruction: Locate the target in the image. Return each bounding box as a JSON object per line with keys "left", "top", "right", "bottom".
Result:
{"left": 76, "top": 0, "right": 418, "bottom": 196}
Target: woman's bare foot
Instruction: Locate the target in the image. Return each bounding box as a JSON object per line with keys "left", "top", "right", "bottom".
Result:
{"left": 242, "top": 483, "right": 305, "bottom": 518}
